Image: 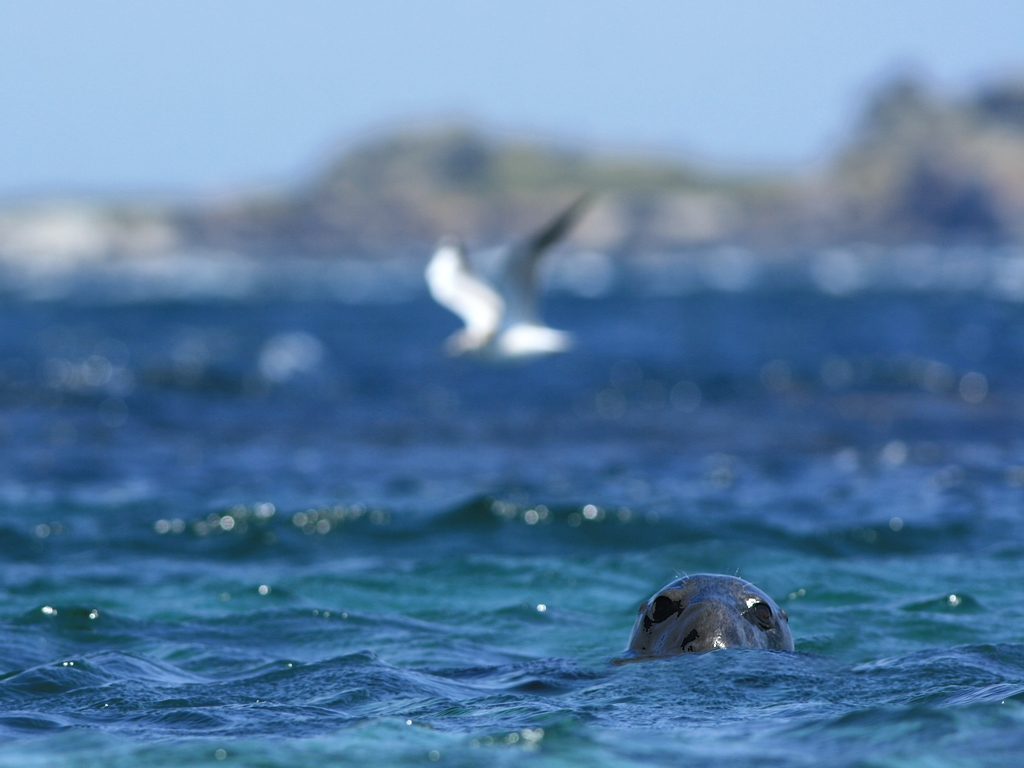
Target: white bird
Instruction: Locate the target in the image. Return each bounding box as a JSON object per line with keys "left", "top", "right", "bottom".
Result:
{"left": 425, "top": 196, "right": 591, "bottom": 358}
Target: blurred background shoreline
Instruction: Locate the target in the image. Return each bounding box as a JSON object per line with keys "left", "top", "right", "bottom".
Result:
{"left": 2, "top": 72, "right": 1024, "bottom": 306}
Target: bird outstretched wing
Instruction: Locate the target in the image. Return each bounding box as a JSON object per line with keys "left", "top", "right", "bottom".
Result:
{"left": 497, "top": 194, "right": 592, "bottom": 326}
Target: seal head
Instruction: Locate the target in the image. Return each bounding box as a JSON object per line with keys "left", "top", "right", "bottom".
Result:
{"left": 625, "top": 574, "right": 794, "bottom": 657}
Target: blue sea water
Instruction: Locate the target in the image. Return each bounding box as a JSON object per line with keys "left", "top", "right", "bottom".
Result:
{"left": 2, "top": 276, "right": 1024, "bottom": 766}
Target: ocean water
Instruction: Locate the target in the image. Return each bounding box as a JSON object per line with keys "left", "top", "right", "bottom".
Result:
{"left": 2, "top": 281, "right": 1024, "bottom": 766}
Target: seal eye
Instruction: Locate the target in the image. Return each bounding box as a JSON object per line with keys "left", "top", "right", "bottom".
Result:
{"left": 744, "top": 601, "right": 773, "bottom": 631}
{"left": 651, "top": 595, "right": 679, "bottom": 623}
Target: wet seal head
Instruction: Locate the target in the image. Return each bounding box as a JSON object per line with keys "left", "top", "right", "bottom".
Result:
{"left": 623, "top": 574, "right": 794, "bottom": 659}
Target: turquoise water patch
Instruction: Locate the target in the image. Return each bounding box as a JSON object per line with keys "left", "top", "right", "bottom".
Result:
{"left": 0, "top": 293, "right": 1023, "bottom": 766}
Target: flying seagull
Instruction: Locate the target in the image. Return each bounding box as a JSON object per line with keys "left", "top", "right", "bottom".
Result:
{"left": 425, "top": 195, "right": 591, "bottom": 358}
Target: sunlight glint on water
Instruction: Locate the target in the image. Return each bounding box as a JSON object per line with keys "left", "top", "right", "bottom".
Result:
{"left": 0, "top": 283, "right": 1023, "bottom": 767}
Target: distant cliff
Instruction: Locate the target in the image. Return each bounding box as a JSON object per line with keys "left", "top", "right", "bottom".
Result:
{"left": 3, "top": 75, "right": 1024, "bottom": 266}
{"left": 176, "top": 75, "right": 1024, "bottom": 256}
{"left": 173, "top": 127, "right": 763, "bottom": 256}
{"left": 822, "top": 77, "right": 1024, "bottom": 243}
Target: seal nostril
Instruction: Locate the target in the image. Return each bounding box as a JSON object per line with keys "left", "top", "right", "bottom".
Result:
{"left": 651, "top": 595, "right": 679, "bottom": 623}
{"left": 681, "top": 628, "right": 699, "bottom": 650}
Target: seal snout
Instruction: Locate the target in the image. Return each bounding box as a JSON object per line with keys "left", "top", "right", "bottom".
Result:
{"left": 677, "top": 596, "right": 753, "bottom": 651}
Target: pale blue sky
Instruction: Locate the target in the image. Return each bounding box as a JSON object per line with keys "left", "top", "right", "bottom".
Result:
{"left": 1, "top": 1, "right": 1022, "bottom": 196}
